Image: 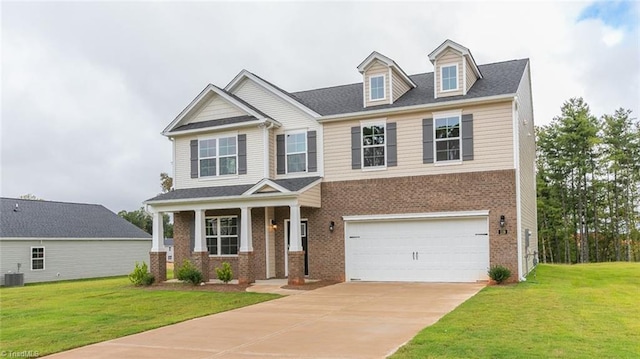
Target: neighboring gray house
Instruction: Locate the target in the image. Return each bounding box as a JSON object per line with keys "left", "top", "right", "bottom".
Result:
{"left": 0, "top": 198, "right": 151, "bottom": 285}
{"left": 164, "top": 238, "right": 174, "bottom": 262}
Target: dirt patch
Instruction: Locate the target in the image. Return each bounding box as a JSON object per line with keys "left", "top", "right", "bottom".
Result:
{"left": 282, "top": 280, "right": 340, "bottom": 291}
{"left": 147, "top": 282, "right": 249, "bottom": 292}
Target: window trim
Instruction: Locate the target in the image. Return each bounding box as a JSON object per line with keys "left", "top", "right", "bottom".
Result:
{"left": 369, "top": 74, "right": 386, "bottom": 101}
{"left": 440, "top": 63, "right": 459, "bottom": 92}
{"left": 205, "top": 215, "right": 239, "bottom": 257}
{"left": 31, "top": 246, "right": 45, "bottom": 271}
{"left": 360, "top": 120, "right": 387, "bottom": 170}
{"left": 285, "top": 130, "right": 308, "bottom": 174}
{"left": 198, "top": 134, "right": 238, "bottom": 179}
{"left": 433, "top": 111, "right": 462, "bottom": 164}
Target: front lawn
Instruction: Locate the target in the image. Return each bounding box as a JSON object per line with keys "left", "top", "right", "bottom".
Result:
{"left": 392, "top": 263, "right": 640, "bottom": 358}
{"left": 0, "top": 276, "right": 279, "bottom": 356}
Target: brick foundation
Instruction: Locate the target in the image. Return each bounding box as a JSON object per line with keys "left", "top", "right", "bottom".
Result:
{"left": 192, "top": 251, "right": 210, "bottom": 280}
{"left": 287, "top": 251, "right": 305, "bottom": 285}
{"left": 238, "top": 252, "right": 255, "bottom": 284}
{"left": 149, "top": 251, "right": 167, "bottom": 283}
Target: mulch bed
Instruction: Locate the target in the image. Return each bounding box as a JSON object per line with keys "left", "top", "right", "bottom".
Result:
{"left": 147, "top": 282, "right": 249, "bottom": 292}
{"left": 281, "top": 280, "right": 340, "bottom": 291}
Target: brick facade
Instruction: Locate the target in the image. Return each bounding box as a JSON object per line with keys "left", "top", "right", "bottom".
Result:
{"left": 287, "top": 251, "right": 305, "bottom": 285}
{"left": 238, "top": 252, "right": 255, "bottom": 284}
{"left": 149, "top": 251, "right": 167, "bottom": 283}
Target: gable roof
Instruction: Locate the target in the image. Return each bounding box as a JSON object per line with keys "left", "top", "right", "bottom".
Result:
{"left": 428, "top": 39, "right": 483, "bottom": 79}
{"left": 290, "top": 59, "right": 527, "bottom": 117}
{"left": 357, "top": 51, "right": 417, "bottom": 88}
{"left": 0, "top": 198, "right": 151, "bottom": 239}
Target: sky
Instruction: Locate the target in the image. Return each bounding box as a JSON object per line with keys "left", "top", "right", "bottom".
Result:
{"left": 1, "top": 1, "right": 639, "bottom": 213}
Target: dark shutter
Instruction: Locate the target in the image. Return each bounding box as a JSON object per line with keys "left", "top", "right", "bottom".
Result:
{"left": 189, "top": 214, "right": 195, "bottom": 252}
{"left": 422, "top": 118, "right": 434, "bottom": 164}
{"left": 237, "top": 134, "right": 247, "bottom": 174}
{"left": 307, "top": 131, "right": 317, "bottom": 172}
{"left": 351, "top": 126, "right": 361, "bottom": 169}
{"left": 386, "top": 122, "right": 397, "bottom": 167}
{"left": 276, "top": 134, "right": 285, "bottom": 174}
{"left": 462, "top": 114, "right": 474, "bottom": 161}
{"left": 190, "top": 139, "right": 199, "bottom": 178}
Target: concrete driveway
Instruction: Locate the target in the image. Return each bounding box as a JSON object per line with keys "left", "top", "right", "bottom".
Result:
{"left": 45, "top": 282, "right": 483, "bottom": 359}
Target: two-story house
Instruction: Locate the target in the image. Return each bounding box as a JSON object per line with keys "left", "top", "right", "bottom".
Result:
{"left": 145, "top": 39, "right": 537, "bottom": 285}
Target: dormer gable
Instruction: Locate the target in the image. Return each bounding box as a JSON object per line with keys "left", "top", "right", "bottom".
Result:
{"left": 357, "top": 51, "right": 416, "bottom": 108}
{"left": 428, "top": 40, "right": 483, "bottom": 99}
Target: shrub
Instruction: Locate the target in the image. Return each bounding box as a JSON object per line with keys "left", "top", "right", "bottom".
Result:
{"left": 215, "top": 262, "right": 233, "bottom": 284}
{"left": 488, "top": 265, "right": 512, "bottom": 284}
{"left": 129, "top": 262, "right": 155, "bottom": 286}
{"left": 176, "top": 260, "right": 203, "bottom": 285}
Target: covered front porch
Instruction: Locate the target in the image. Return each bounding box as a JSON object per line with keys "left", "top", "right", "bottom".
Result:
{"left": 145, "top": 177, "right": 321, "bottom": 285}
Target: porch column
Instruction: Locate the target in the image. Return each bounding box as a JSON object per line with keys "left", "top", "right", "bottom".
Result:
{"left": 238, "top": 206, "right": 254, "bottom": 284}
{"left": 149, "top": 211, "right": 167, "bottom": 282}
{"left": 288, "top": 203, "right": 305, "bottom": 285}
{"left": 192, "top": 209, "right": 209, "bottom": 280}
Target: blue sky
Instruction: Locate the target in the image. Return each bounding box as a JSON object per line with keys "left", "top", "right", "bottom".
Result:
{"left": 578, "top": 1, "right": 638, "bottom": 29}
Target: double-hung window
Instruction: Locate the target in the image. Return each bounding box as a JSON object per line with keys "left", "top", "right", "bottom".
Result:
{"left": 31, "top": 247, "right": 45, "bottom": 270}
{"left": 199, "top": 136, "right": 237, "bottom": 177}
{"left": 441, "top": 64, "right": 458, "bottom": 91}
{"left": 435, "top": 115, "right": 461, "bottom": 162}
{"left": 205, "top": 216, "right": 239, "bottom": 256}
{"left": 286, "top": 131, "right": 307, "bottom": 173}
{"left": 362, "top": 123, "right": 386, "bottom": 168}
{"left": 370, "top": 75, "right": 385, "bottom": 101}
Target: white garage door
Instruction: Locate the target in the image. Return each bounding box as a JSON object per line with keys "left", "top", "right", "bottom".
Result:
{"left": 345, "top": 216, "right": 489, "bottom": 282}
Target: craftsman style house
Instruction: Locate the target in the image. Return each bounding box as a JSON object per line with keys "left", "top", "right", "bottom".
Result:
{"left": 145, "top": 39, "right": 537, "bottom": 284}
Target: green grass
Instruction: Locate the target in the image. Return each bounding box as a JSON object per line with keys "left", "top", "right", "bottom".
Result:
{"left": 0, "top": 276, "right": 279, "bottom": 356}
{"left": 392, "top": 263, "right": 640, "bottom": 359}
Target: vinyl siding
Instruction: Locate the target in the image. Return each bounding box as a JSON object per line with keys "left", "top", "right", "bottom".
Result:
{"left": 298, "top": 184, "right": 321, "bottom": 208}
{"left": 436, "top": 48, "right": 464, "bottom": 98}
{"left": 0, "top": 239, "right": 150, "bottom": 285}
{"left": 174, "top": 128, "right": 264, "bottom": 189}
{"left": 465, "top": 57, "right": 478, "bottom": 93}
{"left": 269, "top": 130, "right": 276, "bottom": 178}
{"left": 323, "top": 101, "right": 515, "bottom": 182}
{"left": 187, "top": 94, "right": 246, "bottom": 124}
{"left": 392, "top": 68, "right": 412, "bottom": 102}
{"left": 516, "top": 61, "right": 537, "bottom": 274}
{"left": 364, "top": 60, "right": 390, "bottom": 107}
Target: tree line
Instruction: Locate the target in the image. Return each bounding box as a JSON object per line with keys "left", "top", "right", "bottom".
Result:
{"left": 537, "top": 98, "right": 639, "bottom": 263}
{"left": 118, "top": 172, "right": 173, "bottom": 238}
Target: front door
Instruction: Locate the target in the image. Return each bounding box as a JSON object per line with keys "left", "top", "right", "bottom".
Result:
{"left": 287, "top": 220, "right": 308, "bottom": 276}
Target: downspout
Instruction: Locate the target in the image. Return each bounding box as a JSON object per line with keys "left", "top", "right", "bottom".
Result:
{"left": 263, "top": 122, "right": 274, "bottom": 179}
{"left": 513, "top": 97, "right": 524, "bottom": 281}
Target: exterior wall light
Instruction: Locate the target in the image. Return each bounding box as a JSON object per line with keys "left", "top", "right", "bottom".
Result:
{"left": 499, "top": 215, "right": 507, "bottom": 234}
{"left": 329, "top": 221, "right": 335, "bottom": 232}
{"left": 270, "top": 219, "right": 277, "bottom": 230}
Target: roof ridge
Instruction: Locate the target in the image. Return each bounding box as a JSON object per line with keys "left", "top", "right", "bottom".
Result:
{"left": 1, "top": 197, "right": 104, "bottom": 207}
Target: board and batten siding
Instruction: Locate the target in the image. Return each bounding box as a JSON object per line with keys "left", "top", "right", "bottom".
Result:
{"left": 323, "top": 101, "right": 515, "bottom": 182}
{"left": 364, "top": 60, "right": 390, "bottom": 107}
{"left": 0, "top": 239, "right": 150, "bottom": 285}
{"left": 435, "top": 48, "right": 464, "bottom": 98}
{"left": 174, "top": 128, "right": 264, "bottom": 189}
{"left": 232, "top": 78, "right": 323, "bottom": 179}
{"left": 516, "top": 61, "right": 538, "bottom": 275}
{"left": 391, "top": 68, "right": 412, "bottom": 102}
{"left": 187, "top": 94, "right": 246, "bottom": 124}
{"left": 465, "top": 58, "right": 478, "bottom": 93}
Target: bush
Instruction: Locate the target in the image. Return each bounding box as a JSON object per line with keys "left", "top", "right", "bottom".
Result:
{"left": 129, "top": 262, "right": 155, "bottom": 286}
{"left": 215, "top": 262, "right": 233, "bottom": 284}
{"left": 176, "top": 260, "right": 203, "bottom": 285}
{"left": 488, "top": 265, "right": 512, "bottom": 284}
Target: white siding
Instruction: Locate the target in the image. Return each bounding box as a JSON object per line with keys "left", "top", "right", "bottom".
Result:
{"left": 465, "top": 58, "right": 478, "bottom": 93}
{"left": 0, "top": 239, "right": 150, "bottom": 285}
{"left": 436, "top": 48, "right": 464, "bottom": 98}
{"left": 364, "top": 60, "right": 390, "bottom": 107}
{"left": 323, "top": 101, "right": 515, "bottom": 182}
{"left": 187, "top": 94, "right": 246, "bottom": 124}
{"left": 174, "top": 128, "right": 264, "bottom": 189}
{"left": 392, "top": 68, "right": 411, "bottom": 102}
{"left": 298, "top": 184, "right": 321, "bottom": 208}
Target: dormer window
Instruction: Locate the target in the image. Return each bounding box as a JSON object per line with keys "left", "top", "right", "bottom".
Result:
{"left": 370, "top": 75, "right": 385, "bottom": 101}
{"left": 441, "top": 64, "right": 458, "bottom": 91}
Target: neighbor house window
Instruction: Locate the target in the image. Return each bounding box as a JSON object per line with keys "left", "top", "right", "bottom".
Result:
{"left": 286, "top": 131, "right": 307, "bottom": 173}
{"left": 435, "top": 115, "right": 461, "bottom": 162}
{"left": 31, "top": 247, "right": 44, "bottom": 270}
{"left": 199, "top": 136, "right": 237, "bottom": 177}
{"left": 362, "top": 124, "right": 385, "bottom": 167}
{"left": 370, "top": 75, "right": 385, "bottom": 101}
{"left": 205, "top": 216, "right": 238, "bottom": 256}
{"left": 441, "top": 64, "right": 458, "bottom": 91}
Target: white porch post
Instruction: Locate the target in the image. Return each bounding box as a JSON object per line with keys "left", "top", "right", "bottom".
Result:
{"left": 240, "top": 206, "right": 253, "bottom": 252}
{"left": 289, "top": 204, "right": 302, "bottom": 252}
{"left": 194, "top": 209, "right": 206, "bottom": 252}
{"left": 151, "top": 211, "right": 164, "bottom": 252}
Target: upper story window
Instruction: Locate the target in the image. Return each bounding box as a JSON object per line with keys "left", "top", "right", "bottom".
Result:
{"left": 31, "top": 246, "right": 45, "bottom": 270}
{"left": 370, "top": 75, "right": 385, "bottom": 101}
{"left": 286, "top": 131, "right": 307, "bottom": 173}
{"left": 205, "top": 216, "right": 238, "bottom": 256}
{"left": 199, "top": 136, "right": 237, "bottom": 177}
{"left": 441, "top": 64, "right": 458, "bottom": 91}
{"left": 362, "top": 124, "right": 386, "bottom": 167}
{"left": 435, "top": 115, "right": 461, "bottom": 162}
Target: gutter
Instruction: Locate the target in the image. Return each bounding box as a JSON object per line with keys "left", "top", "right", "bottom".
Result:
{"left": 162, "top": 118, "right": 282, "bottom": 137}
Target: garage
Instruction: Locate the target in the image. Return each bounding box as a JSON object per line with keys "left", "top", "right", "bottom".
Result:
{"left": 344, "top": 213, "right": 490, "bottom": 282}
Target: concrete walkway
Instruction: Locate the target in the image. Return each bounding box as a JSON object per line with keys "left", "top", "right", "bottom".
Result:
{"left": 45, "top": 282, "right": 483, "bottom": 359}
